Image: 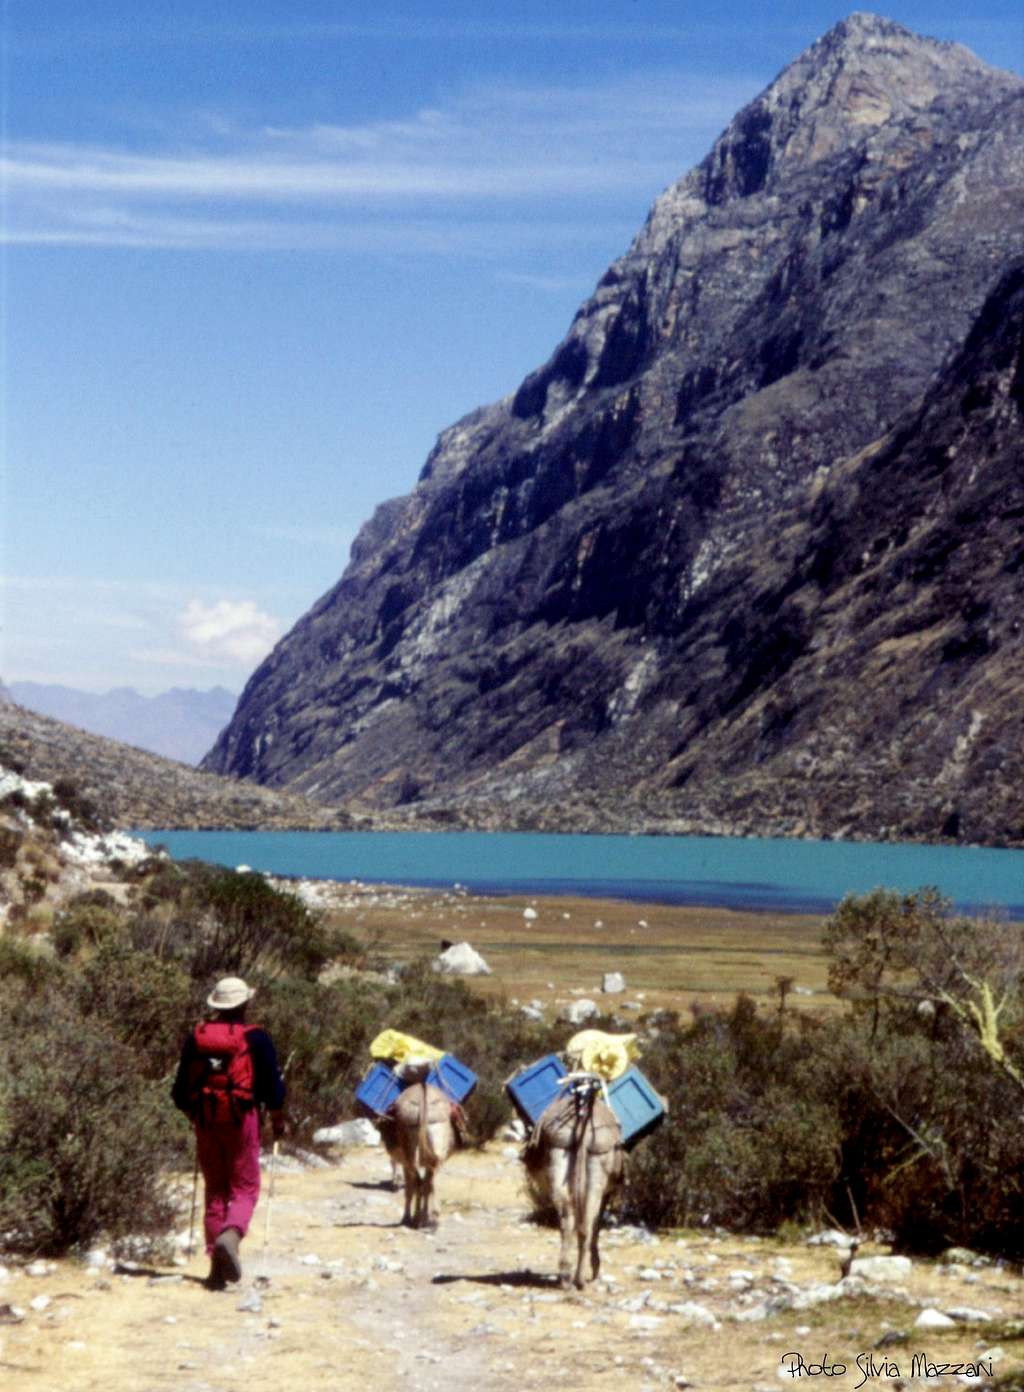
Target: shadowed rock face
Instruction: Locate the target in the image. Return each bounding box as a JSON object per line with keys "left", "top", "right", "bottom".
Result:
{"left": 205, "top": 15, "right": 1024, "bottom": 845}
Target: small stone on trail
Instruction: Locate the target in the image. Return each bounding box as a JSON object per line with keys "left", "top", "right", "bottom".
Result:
{"left": 237, "top": 1290, "right": 263, "bottom": 1314}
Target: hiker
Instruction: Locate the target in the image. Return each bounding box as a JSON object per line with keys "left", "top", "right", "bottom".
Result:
{"left": 171, "top": 975, "right": 286, "bottom": 1290}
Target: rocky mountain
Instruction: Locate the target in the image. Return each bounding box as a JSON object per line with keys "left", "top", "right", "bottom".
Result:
{"left": 0, "top": 702, "right": 358, "bottom": 831}
{"left": 204, "top": 14, "right": 1024, "bottom": 845}
{"left": 9, "top": 682, "right": 237, "bottom": 765}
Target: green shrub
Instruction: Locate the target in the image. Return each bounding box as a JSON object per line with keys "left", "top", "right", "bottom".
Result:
{"left": 77, "top": 943, "right": 194, "bottom": 1078}
{"left": 624, "top": 996, "right": 841, "bottom": 1231}
{"left": 0, "top": 825, "right": 22, "bottom": 868}
{"left": 52, "top": 778, "right": 104, "bottom": 832}
{"left": 0, "top": 985, "right": 183, "bottom": 1254}
{"left": 52, "top": 903, "right": 123, "bottom": 958}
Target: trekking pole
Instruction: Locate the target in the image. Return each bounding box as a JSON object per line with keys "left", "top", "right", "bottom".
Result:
{"left": 260, "top": 1140, "right": 279, "bottom": 1271}
{"left": 186, "top": 1143, "right": 200, "bottom": 1260}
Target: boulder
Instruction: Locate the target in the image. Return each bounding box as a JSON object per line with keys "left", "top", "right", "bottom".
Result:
{"left": 602, "top": 971, "right": 626, "bottom": 994}
{"left": 561, "top": 998, "right": 599, "bottom": 1024}
{"left": 849, "top": 1255, "right": 912, "bottom": 1282}
{"left": 313, "top": 1118, "right": 381, "bottom": 1147}
{"left": 914, "top": 1308, "right": 957, "bottom": 1330}
{"left": 433, "top": 941, "right": 492, "bottom": 976}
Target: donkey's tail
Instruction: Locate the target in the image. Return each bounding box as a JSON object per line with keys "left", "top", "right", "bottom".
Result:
{"left": 417, "top": 1079, "right": 438, "bottom": 1169}
{"left": 570, "top": 1086, "right": 596, "bottom": 1232}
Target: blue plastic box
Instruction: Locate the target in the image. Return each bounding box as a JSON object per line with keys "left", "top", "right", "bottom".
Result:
{"left": 427, "top": 1053, "right": 477, "bottom": 1104}
{"left": 606, "top": 1066, "right": 666, "bottom": 1147}
{"left": 505, "top": 1054, "right": 568, "bottom": 1126}
{"left": 354, "top": 1062, "right": 404, "bottom": 1117}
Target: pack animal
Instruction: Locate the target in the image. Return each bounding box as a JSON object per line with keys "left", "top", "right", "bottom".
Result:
{"left": 378, "top": 1080, "right": 460, "bottom": 1229}
{"left": 523, "top": 1075, "right": 624, "bottom": 1289}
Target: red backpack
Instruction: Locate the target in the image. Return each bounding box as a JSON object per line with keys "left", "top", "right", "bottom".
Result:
{"left": 189, "top": 1021, "right": 258, "bottom": 1125}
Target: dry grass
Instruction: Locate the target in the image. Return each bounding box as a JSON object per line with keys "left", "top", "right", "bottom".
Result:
{"left": 323, "top": 884, "right": 836, "bottom": 1017}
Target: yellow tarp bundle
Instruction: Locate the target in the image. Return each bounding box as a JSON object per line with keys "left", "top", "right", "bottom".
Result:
{"left": 565, "top": 1029, "right": 640, "bottom": 1081}
{"left": 369, "top": 1029, "right": 444, "bottom": 1066}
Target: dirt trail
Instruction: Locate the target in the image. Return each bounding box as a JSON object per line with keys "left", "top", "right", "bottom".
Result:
{"left": 2, "top": 1143, "right": 1021, "bottom": 1392}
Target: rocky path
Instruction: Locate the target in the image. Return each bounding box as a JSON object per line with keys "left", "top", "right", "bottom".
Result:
{"left": 1, "top": 1143, "right": 1021, "bottom": 1392}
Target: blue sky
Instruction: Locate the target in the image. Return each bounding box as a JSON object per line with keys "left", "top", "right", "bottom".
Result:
{"left": 3, "top": 1, "right": 1021, "bottom": 697}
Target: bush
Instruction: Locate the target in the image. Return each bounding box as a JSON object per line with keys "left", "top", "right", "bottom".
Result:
{"left": 52, "top": 903, "right": 123, "bottom": 957}
{"left": 0, "top": 984, "right": 183, "bottom": 1254}
{"left": 623, "top": 996, "right": 840, "bottom": 1231}
{"left": 0, "top": 824, "right": 22, "bottom": 868}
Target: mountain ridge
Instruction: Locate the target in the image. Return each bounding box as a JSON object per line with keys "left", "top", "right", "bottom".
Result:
{"left": 10, "top": 681, "right": 238, "bottom": 766}
{"left": 204, "top": 14, "right": 1024, "bottom": 844}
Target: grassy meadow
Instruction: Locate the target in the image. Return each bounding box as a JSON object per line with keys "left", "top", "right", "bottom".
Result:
{"left": 318, "top": 881, "right": 835, "bottom": 1017}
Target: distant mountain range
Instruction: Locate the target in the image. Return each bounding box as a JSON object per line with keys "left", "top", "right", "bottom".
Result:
{"left": 8, "top": 682, "right": 238, "bottom": 766}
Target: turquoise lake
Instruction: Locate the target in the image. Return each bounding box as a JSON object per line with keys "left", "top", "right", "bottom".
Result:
{"left": 133, "top": 830, "right": 1024, "bottom": 916}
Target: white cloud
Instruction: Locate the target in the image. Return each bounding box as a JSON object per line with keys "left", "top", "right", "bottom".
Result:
{"left": 1, "top": 71, "right": 758, "bottom": 250}
{"left": 178, "top": 599, "right": 282, "bottom": 666}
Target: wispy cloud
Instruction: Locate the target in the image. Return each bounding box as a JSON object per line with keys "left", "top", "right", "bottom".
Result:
{"left": 3, "top": 72, "right": 756, "bottom": 251}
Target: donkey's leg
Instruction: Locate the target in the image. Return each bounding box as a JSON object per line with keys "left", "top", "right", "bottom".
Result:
{"left": 574, "top": 1154, "right": 602, "bottom": 1289}
{"left": 584, "top": 1156, "right": 611, "bottom": 1283}
{"left": 550, "top": 1149, "right": 575, "bottom": 1290}
{"left": 401, "top": 1158, "right": 417, "bottom": 1227}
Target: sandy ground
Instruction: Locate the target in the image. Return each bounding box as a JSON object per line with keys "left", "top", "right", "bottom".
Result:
{"left": 2, "top": 1142, "right": 1021, "bottom": 1392}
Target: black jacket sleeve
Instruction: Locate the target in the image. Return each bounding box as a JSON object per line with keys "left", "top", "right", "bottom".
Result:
{"left": 247, "top": 1029, "right": 286, "bottom": 1111}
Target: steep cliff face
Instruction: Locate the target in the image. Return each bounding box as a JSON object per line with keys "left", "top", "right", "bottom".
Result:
{"left": 205, "top": 15, "right": 1024, "bottom": 843}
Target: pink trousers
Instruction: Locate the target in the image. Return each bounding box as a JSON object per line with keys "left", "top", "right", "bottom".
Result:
{"left": 195, "top": 1109, "right": 261, "bottom": 1253}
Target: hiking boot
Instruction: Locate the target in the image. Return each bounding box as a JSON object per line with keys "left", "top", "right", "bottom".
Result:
{"left": 205, "top": 1259, "right": 227, "bottom": 1292}
{"left": 212, "top": 1227, "right": 243, "bottom": 1285}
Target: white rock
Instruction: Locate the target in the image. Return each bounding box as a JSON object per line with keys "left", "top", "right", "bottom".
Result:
{"left": 669, "top": 1302, "right": 718, "bottom": 1327}
{"left": 915, "top": 1308, "right": 957, "bottom": 1330}
{"left": 944, "top": 1306, "right": 993, "bottom": 1323}
{"left": 24, "top": 1261, "right": 52, "bottom": 1278}
{"left": 805, "top": 1229, "right": 856, "bottom": 1249}
{"left": 602, "top": 972, "right": 626, "bottom": 994}
{"left": 433, "top": 941, "right": 492, "bottom": 976}
{"left": 561, "top": 998, "right": 599, "bottom": 1024}
{"left": 523, "top": 908, "right": 538, "bottom": 921}
{"left": 732, "top": 1303, "right": 770, "bottom": 1322}
{"left": 60, "top": 829, "right": 151, "bottom": 869}
{"left": 629, "top": 1314, "right": 663, "bottom": 1331}
{"left": 849, "top": 1255, "right": 912, "bottom": 1282}
{"left": 29, "top": 1295, "right": 51, "bottom": 1313}
{"left": 314, "top": 1118, "right": 381, "bottom": 1147}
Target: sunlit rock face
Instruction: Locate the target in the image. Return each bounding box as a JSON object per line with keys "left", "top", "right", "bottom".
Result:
{"left": 205, "top": 16, "right": 1024, "bottom": 845}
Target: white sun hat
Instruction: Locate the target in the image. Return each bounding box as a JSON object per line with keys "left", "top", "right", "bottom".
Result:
{"left": 207, "top": 976, "right": 255, "bottom": 1011}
